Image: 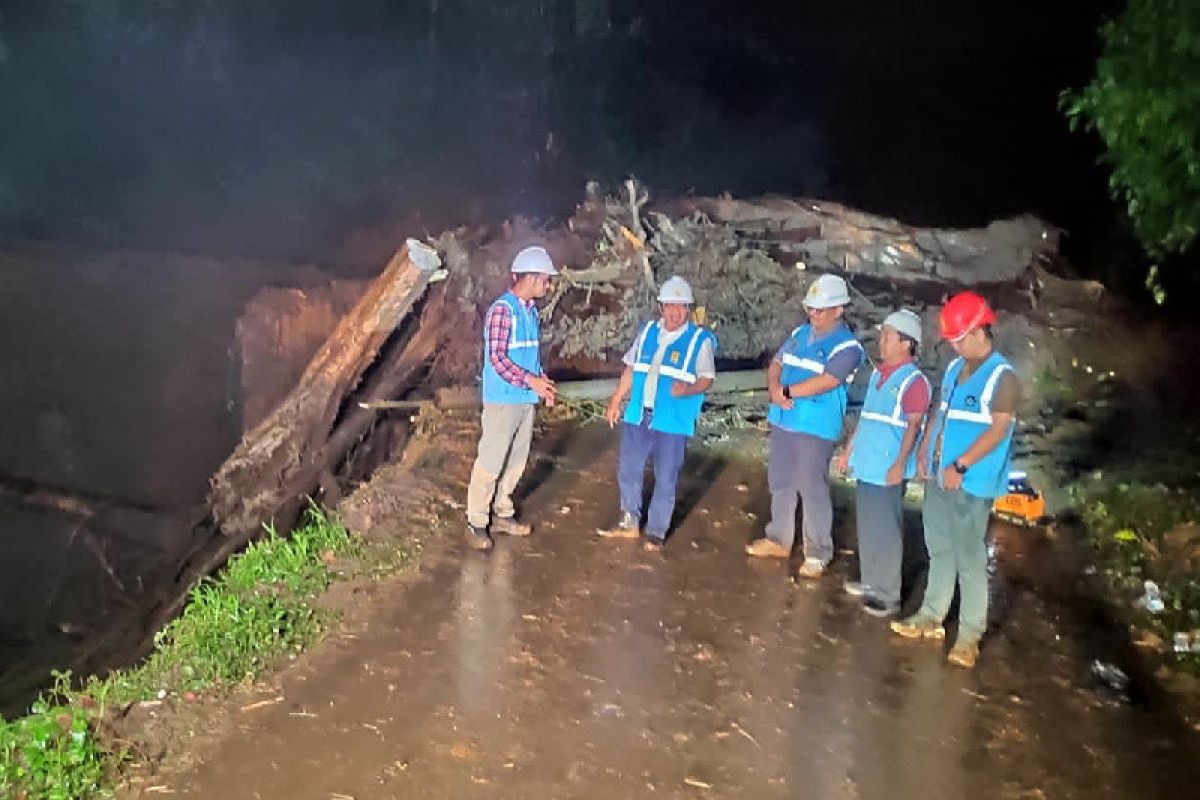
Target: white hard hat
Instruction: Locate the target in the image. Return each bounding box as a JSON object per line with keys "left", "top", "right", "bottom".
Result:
{"left": 657, "top": 275, "right": 695, "bottom": 304}
{"left": 803, "top": 274, "right": 850, "bottom": 309}
{"left": 882, "top": 309, "right": 924, "bottom": 345}
{"left": 511, "top": 245, "right": 558, "bottom": 275}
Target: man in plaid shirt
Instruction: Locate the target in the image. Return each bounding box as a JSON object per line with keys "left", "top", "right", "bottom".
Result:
{"left": 465, "top": 245, "right": 558, "bottom": 551}
{"left": 485, "top": 301, "right": 539, "bottom": 388}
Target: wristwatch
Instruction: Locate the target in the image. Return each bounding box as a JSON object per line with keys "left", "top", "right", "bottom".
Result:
{"left": 952, "top": 460, "right": 969, "bottom": 475}
{"left": 782, "top": 386, "right": 792, "bottom": 400}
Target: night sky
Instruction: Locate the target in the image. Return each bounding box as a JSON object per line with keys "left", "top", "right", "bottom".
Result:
{"left": 0, "top": 1, "right": 1135, "bottom": 282}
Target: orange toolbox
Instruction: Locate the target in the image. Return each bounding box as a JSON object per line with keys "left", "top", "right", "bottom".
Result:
{"left": 993, "top": 470, "right": 1049, "bottom": 525}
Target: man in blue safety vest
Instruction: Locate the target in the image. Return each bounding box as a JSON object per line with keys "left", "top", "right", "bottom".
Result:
{"left": 597, "top": 276, "right": 717, "bottom": 552}
{"left": 465, "top": 245, "right": 559, "bottom": 552}
{"left": 834, "top": 309, "right": 931, "bottom": 617}
{"left": 890, "top": 291, "right": 1020, "bottom": 669}
{"left": 747, "top": 274, "right": 864, "bottom": 579}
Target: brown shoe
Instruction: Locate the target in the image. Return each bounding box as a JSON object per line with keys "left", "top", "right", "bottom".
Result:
{"left": 492, "top": 516, "right": 532, "bottom": 537}
{"left": 947, "top": 641, "right": 980, "bottom": 669}
{"left": 794, "top": 558, "right": 827, "bottom": 580}
{"left": 889, "top": 616, "right": 946, "bottom": 640}
{"left": 465, "top": 524, "right": 494, "bottom": 551}
{"left": 745, "top": 538, "right": 790, "bottom": 558}
{"left": 642, "top": 537, "right": 665, "bottom": 553}
{"left": 597, "top": 511, "right": 641, "bottom": 539}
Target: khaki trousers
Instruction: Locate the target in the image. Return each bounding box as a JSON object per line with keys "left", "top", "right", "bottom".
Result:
{"left": 466, "top": 403, "right": 535, "bottom": 528}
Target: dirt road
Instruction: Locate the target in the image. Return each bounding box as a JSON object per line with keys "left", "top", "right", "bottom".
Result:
{"left": 148, "top": 422, "right": 1200, "bottom": 799}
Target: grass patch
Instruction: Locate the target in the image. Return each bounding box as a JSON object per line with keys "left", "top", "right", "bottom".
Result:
{"left": 1071, "top": 473, "right": 1200, "bottom": 669}
{"left": 0, "top": 504, "right": 406, "bottom": 798}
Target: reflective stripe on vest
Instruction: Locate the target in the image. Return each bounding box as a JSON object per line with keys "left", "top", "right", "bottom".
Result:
{"left": 849, "top": 362, "right": 929, "bottom": 485}
{"left": 481, "top": 292, "right": 541, "bottom": 404}
{"left": 929, "top": 352, "right": 1017, "bottom": 498}
{"left": 767, "top": 323, "right": 862, "bottom": 440}
{"left": 859, "top": 368, "right": 927, "bottom": 429}
{"left": 624, "top": 321, "right": 715, "bottom": 436}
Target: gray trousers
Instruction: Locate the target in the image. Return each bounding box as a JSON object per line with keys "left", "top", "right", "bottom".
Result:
{"left": 765, "top": 426, "right": 836, "bottom": 562}
{"left": 855, "top": 481, "right": 905, "bottom": 607}
{"left": 917, "top": 481, "right": 993, "bottom": 644}
{"left": 466, "top": 403, "right": 535, "bottom": 529}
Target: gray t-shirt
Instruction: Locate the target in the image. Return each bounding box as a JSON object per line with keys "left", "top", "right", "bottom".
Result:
{"left": 623, "top": 323, "right": 717, "bottom": 409}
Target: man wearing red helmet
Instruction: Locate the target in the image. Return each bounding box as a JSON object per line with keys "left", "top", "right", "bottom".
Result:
{"left": 890, "top": 291, "right": 1020, "bottom": 669}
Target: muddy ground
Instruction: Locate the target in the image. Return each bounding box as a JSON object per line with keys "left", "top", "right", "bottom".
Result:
{"left": 123, "top": 419, "right": 1200, "bottom": 800}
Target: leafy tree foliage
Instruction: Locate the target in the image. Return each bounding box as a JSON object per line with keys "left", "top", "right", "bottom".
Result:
{"left": 1064, "top": 0, "right": 1200, "bottom": 259}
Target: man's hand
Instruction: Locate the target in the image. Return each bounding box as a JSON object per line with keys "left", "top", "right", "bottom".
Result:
{"left": 528, "top": 374, "right": 557, "bottom": 406}
{"left": 916, "top": 445, "right": 931, "bottom": 481}
{"left": 940, "top": 466, "right": 963, "bottom": 491}
{"left": 604, "top": 399, "right": 622, "bottom": 428}
{"left": 769, "top": 385, "right": 794, "bottom": 410}
{"left": 885, "top": 463, "right": 904, "bottom": 487}
{"left": 670, "top": 379, "right": 689, "bottom": 397}
{"left": 833, "top": 450, "right": 850, "bottom": 477}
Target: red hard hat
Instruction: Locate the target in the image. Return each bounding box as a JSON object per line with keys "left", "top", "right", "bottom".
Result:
{"left": 939, "top": 291, "right": 996, "bottom": 341}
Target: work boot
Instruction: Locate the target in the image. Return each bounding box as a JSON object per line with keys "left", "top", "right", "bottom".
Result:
{"left": 745, "top": 537, "right": 790, "bottom": 558}
{"left": 642, "top": 535, "right": 665, "bottom": 553}
{"left": 947, "top": 641, "right": 980, "bottom": 669}
{"left": 794, "top": 557, "right": 827, "bottom": 580}
{"left": 597, "top": 511, "right": 640, "bottom": 539}
{"left": 492, "top": 516, "right": 532, "bottom": 537}
{"left": 465, "top": 523, "right": 494, "bottom": 551}
{"left": 889, "top": 615, "right": 946, "bottom": 640}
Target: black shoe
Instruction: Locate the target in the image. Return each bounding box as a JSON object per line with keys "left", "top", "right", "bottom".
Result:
{"left": 465, "top": 523, "right": 494, "bottom": 551}
{"left": 862, "top": 594, "right": 898, "bottom": 618}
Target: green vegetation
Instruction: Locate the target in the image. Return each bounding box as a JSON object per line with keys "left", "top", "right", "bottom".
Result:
{"left": 1071, "top": 474, "right": 1200, "bottom": 668}
{"left": 0, "top": 505, "right": 409, "bottom": 798}
{"left": 1062, "top": 0, "right": 1200, "bottom": 260}
{"left": 0, "top": 672, "right": 107, "bottom": 800}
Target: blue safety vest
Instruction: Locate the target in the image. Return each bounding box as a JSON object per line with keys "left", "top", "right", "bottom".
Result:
{"left": 924, "top": 351, "right": 1017, "bottom": 499}
{"left": 624, "top": 320, "right": 717, "bottom": 437}
{"left": 481, "top": 291, "right": 541, "bottom": 404}
{"left": 767, "top": 323, "right": 862, "bottom": 440}
{"left": 849, "top": 362, "right": 930, "bottom": 486}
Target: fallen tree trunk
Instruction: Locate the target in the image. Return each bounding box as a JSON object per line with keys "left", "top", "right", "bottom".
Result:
{"left": 208, "top": 238, "right": 443, "bottom": 542}
{"left": 137, "top": 241, "right": 450, "bottom": 639}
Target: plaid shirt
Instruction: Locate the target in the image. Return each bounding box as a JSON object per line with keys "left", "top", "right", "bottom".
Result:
{"left": 485, "top": 299, "right": 536, "bottom": 388}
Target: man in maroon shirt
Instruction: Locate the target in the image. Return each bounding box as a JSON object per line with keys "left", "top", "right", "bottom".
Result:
{"left": 835, "top": 309, "right": 930, "bottom": 616}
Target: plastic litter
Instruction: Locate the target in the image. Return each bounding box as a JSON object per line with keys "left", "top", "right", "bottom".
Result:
{"left": 1089, "top": 659, "right": 1130, "bottom": 697}
{"left": 1137, "top": 580, "right": 1165, "bottom": 614}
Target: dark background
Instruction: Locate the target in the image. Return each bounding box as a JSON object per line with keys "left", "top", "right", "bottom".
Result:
{"left": 0, "top": 1, "right": 1149, "bottom": 290}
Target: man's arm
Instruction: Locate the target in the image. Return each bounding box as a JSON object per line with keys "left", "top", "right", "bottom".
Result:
{"left": 889, "top": 374, "right": 931, "bottom": 483}
{"left": 940, "top": 371, "right": 1019, "bottom": 488}
{"left": 953, "top": 412, "right": 1015, "bottom": 468}
{"left": 954, "top": 371, "right": 1020, "bottom": 468}
{"left": 767, "top": 358, "right": 791, "bottom": 408}
{"left": 605, "top": 366, "right": 635, "bottom": 427}
{"left": 671, "top": 338, "right": 716, "bottom": 397}
{"left": 786, "top": 344, "right": 863, "bottom": 398}
{"left": 671, "top": 376, "right": 714, "bottom": 397}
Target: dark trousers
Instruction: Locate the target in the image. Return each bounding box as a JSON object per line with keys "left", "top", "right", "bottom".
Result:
{"left": 765, "top": 426, "right": 836, "bottom": 561}
{"left": 617, "top": 414, "right": 688, "bottom": 541}
{"left": 855, "top": 481, "right": 905, "bottom": 607}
